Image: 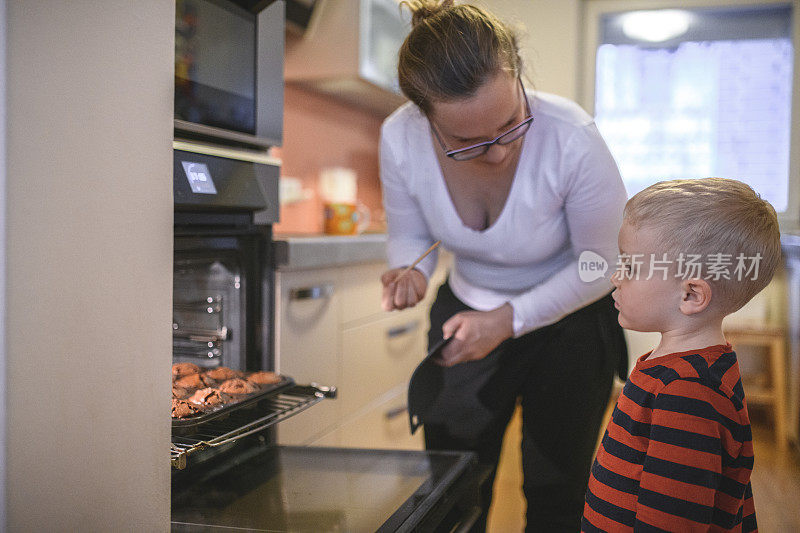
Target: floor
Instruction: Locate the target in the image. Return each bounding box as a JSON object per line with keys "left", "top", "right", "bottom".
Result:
{"left": 486, "top": 404, "right": 800, "bottom": 532}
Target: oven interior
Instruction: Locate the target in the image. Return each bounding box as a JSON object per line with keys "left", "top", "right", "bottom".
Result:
{"left": 173, "top": 253, "right": 243, "bottom": 369}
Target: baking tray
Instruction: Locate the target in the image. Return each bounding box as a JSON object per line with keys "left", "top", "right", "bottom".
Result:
{"left": 172, "top": 374, "right": 295, "bottom": 436}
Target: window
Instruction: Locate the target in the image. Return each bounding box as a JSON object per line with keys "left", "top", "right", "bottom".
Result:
{"left": 587, "top": 3, "right": 794, "bottom": 218}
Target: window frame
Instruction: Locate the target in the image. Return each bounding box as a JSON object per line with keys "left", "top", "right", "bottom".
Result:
{"left": 580, "top": 0, "right": 800, "bottom": 230}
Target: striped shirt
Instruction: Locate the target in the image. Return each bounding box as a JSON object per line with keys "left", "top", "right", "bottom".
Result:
{"left": 583, "top": 344, "right": 757, "bottom": 532}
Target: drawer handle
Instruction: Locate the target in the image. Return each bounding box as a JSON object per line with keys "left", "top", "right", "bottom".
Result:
{"left": 384, "top": 405, "right": 407, "bottom": 420}
{"left": 386, "top": 320, "right": 420, "bottom": 338}
{"left": 289, "top": 284, "right": 334, "bottom": 301}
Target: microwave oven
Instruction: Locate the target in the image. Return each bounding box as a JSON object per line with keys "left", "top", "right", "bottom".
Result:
{"left": 175, "top": 0, "right": 284, "bottom": 148}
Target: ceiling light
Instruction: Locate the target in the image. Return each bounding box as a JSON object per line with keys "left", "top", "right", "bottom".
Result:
{"left": 621, "top": 10, "right": 691, "bottom": 42}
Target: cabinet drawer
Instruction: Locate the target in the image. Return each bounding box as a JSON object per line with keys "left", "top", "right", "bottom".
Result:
{"left": 276, "top": 268, "right": 342, "bottom": 444}
{"left": 337, "top": 261, "right": 387, "bottom": 325}
{"left": 339, "top": 309, "right": 427, "bottom": 416}
{"left": 336, "top": 253, "right": 452, "bottom": 327}
{"left": 333, "top": 385, "right": 425, "bottom": 450}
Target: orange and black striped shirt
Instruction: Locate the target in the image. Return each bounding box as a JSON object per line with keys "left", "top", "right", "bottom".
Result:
{"left": 583, "top": 344, "right": 757, "bottom": 532}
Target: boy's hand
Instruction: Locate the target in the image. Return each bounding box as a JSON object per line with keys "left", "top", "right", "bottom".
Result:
{"left": 381, "top": 267, "right": 427, "bottom": 311}
{"left": 438, "top": 303, "right": 514, "bottom": 366}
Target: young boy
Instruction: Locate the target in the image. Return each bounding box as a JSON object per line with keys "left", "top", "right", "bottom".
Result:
{"left": 582, "top": 178, "right": 781, "bottom": 532}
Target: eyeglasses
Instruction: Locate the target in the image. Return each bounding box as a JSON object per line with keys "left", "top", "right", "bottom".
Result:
{"left": 430, "top": 77, "right": 533, "bottom": 161}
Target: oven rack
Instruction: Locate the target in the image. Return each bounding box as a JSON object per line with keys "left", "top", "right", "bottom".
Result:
{"left": 171, "top": 384, "right": 336, "bottom": 469}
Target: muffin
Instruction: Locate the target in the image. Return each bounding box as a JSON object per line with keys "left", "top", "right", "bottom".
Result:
{"left": 247, "top": 371, "right": 281, "bottom": 387}
{"left": 203, "top": 366, "right": 243, "bottom": 383}
{"left": 172, "top": 384, "right": 191, "bottom": 399}
{"left": 188, "top": 387, "right": 231, "bottom": 408}
{"left": 174, "top": 372, "right": 215, "bottom": 390}
{"left": 171, "top": 398, "right": 204, "bottom": 418}
{"left": 172, "top": 362, "right": 201, "bottom": 381}
{"left": 218, "top": 378, "right": 258, "bottom": 395}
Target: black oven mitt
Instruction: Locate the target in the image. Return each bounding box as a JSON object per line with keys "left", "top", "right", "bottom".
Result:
{"left": 408, "top": 336, "right": 451, "bottom": 434}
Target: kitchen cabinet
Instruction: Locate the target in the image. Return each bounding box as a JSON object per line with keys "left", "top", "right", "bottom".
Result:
{"left": 315, "top": 384, "right": 423, "bottom": 450}
{"left": 276, "top": 253, "right": 450, "bottom": 449}
{"left": 274, "top": 265, "right": 343, "bottom": 445}
{"left": 284, "top": 0, "right": 411, "bottom": 115}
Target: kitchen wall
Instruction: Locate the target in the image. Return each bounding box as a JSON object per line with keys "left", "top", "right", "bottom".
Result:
{"left": 0, "top": 0, "right": 6, "bottom": 525}
{"left": 5, "top": 2, "right": 172, "bottom": 529}
{"left": 272, "top": 84, "right": 386, "bottom": 234}
{"left": 480, "top": 0, "right": 582, "bottom": 101}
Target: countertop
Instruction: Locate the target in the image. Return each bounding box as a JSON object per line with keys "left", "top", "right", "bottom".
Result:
{"left": 273, "top": 233, "right": 388, "bottom": 270}
{"left": 275, "top": 232, "right": 800, "bottom": 269}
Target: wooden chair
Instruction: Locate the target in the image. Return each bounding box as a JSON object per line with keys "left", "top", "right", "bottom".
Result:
{"left": 724, "top": 325, "right": 787, "bottom": 450}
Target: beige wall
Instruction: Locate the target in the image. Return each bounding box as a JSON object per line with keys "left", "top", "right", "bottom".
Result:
{"left": 0, "top": 0, "right": 6, "bottom": 525}
{"left": 478, "top": 0, "right": 582, "bottom": 100}
{"left": 5, "top": 2, "right": 173, "bottom": 529}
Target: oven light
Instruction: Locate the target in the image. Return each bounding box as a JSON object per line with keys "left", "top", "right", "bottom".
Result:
{"left": 621, "top": 10, "right": 691, "bottom": 42}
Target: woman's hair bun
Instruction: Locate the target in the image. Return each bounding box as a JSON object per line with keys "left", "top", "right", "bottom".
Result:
{"left": 401, "top": 0, "right": 455, "bottom": 27}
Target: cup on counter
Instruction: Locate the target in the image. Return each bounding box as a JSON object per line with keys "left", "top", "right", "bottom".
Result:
{"left": 323, "top": 202, "right": 371, "bottom": 235}
{"left": 319, "top": 167, "right": 358, "bottom": 204}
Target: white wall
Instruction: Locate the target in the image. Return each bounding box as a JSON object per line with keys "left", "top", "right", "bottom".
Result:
{"left": 5, "top": 2, "right": 173, "bottom": 529}
{"left": 477, "top": 0, "right": 582, "bottom": 100}
{"left": 0, "top": 0, "right": 6, "bottom": 526}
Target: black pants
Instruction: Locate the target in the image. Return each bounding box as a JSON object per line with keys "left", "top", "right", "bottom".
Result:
{"left": 420, "top": 281, "right": 627, "bottom": 532}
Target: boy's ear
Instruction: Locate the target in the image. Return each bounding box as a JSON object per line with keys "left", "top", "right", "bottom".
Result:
{"left": 679, "top": 278, "right": 713, "bottom": 315}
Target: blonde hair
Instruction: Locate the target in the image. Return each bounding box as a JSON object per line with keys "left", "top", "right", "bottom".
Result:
{"left": 624, "top": 178, "right": 781, "bottom": 313}
{"left": 397, "top": 0, "right": 522, "bottom": 115}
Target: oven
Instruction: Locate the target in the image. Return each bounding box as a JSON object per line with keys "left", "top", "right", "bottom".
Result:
{"left": 169, "top": 145, "right": 486, "bottom": 531}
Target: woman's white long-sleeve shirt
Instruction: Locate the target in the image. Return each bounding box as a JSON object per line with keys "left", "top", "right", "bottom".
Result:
{"left": 380, "top": 91, "right": 627, "bottom": 337}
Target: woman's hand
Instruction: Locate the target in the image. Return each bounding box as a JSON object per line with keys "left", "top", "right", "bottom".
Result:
{"left": 381, "top": 267, "right": 428, "bottom": 311}
{"left": 438, "top": 303, "right": 514, "bottom": 367}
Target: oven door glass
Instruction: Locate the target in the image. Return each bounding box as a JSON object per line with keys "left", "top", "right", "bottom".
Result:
{"left": 171, "top": 446, "right": 478, "bottom": 531}
{"left": 173, "top": 251, "right": 244, "bottom": 370}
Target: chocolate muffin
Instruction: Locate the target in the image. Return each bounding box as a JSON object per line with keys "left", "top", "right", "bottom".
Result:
{"left": 171, "top": 398, "right": 204, "bottom": 418}
{"left": 218, "top": 378, "right": 258, "bottom": 395}
{"left": 247, "top": 371, "right": 281, "bottom": 387}
{"left": 172, "top": 384, "right": 191, "bottom": 399}
{"left": 172, "top": 362, "right": 201, "bottom": 381}
{"left": 203, "top": 366, "right": 243, "bottom": 383}
{"left": 174, "top": 372, "right": 215, "bottom": 390}
{"left": 188, "top": 387, "right": 231, "bottom": 408}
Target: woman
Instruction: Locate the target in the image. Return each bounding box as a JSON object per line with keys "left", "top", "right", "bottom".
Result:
{"left": 380, "top": 1, "right": 628, "bottom": 531}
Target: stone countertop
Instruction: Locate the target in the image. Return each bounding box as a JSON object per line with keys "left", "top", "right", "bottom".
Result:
{"left": 274, "top": 232, "right": 800, "bottom": 269}
{"left": 273, "top": 233, "right": 388, "bottom": 270}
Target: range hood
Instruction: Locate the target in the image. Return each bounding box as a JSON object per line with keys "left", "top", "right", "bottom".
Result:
{"left": 284, "top": 0, "right": 410, "bottom": 116}
{"left": 285, "top": 0, "right": 317, "bottom": 34}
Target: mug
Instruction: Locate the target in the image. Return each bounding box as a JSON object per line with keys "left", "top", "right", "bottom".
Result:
{"left": 323, "top": 202, "right": 371, "bottom": 235}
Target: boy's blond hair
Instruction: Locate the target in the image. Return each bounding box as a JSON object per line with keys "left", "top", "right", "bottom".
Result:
{"left": 624, "top": 178, "right": 781, "bottom": 314}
